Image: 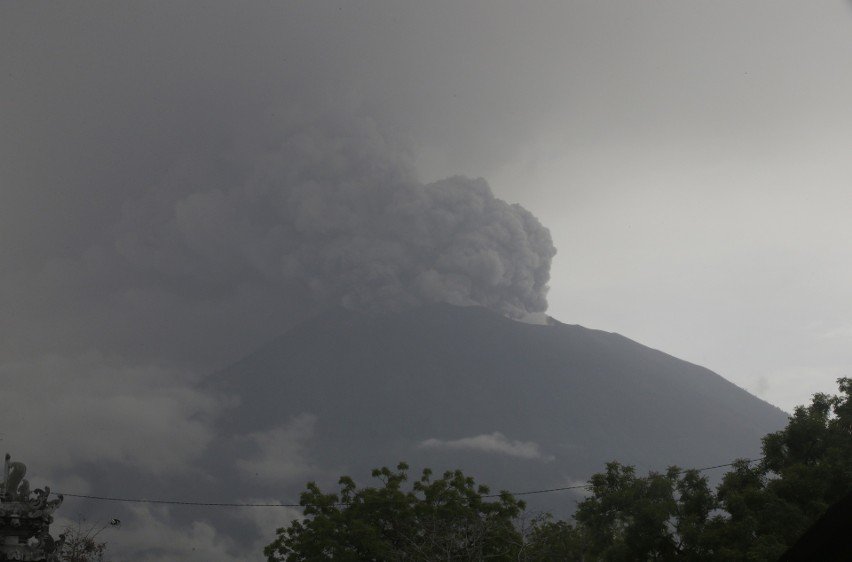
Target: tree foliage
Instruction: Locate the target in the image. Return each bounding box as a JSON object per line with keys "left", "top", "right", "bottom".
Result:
{"left": 705, "top": 377, "right": 852, "bottom": 560}
{"left": 264, "top": 462, "right": 527, "bottom": 561}
{"left": 57, "top": 517, "right": 110, "bottom": 562}
{"left": 570, "top": 463, "right": 715, "bottom": 561}
{"left": 564, "top": 377, "right": 852, "bottom": 561}
{"left": 266, "top": 378, "right": 852, "bottom": 561}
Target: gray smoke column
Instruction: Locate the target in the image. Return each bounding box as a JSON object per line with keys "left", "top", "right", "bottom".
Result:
{"left": 116, "top": 115, "right": 556, "bottom": 320}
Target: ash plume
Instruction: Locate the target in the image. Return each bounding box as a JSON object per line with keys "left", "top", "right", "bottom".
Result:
{"left": 116, "top": 115, "right": 556, "bottom": 321}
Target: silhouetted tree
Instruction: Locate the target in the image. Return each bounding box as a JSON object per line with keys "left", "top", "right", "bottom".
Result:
{"left": 266, "top": 379, "right": 852, "bottom": 561}
{"left": 570, "top": 463, "right": 715, "bottom": 561}
{"left": 702, "top": 377, "right": 852, "bottom": 560}
{"left": 57, "top": 517, "right": 110, "bottom": 562}
{"left": 265, "top": 462, "right": 526, "bottom": 561}
{"left": 566, "top": 378, "right": 852, "bottom": 561}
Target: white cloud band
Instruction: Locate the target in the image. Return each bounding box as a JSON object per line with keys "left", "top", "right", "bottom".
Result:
{"left": 419, "top": 432, "right": 553, "bottom": 461}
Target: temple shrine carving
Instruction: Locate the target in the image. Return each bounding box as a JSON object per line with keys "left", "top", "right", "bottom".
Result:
{"left": 0, "top": 454, "right": 64, "bottom": 561}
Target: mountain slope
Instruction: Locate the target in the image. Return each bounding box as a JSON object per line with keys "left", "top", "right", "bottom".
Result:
{"left": 208, "top": 303, "right": 788, "bottom": 515}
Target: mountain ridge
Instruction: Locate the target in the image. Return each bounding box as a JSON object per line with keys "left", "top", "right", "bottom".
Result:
{"left": 207, "top": 303, "right": 788, "bottom": 505}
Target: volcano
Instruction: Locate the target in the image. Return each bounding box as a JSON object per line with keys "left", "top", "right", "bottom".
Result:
{"left": 208, "top": 303, "right": 787, "bottom": 516}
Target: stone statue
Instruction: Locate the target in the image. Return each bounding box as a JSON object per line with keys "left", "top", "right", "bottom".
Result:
{"left": 0, "top": 453, "right": 65, "bottom": 562}
{"left": 2, "top": 453, "right": 29, "bottom": 502}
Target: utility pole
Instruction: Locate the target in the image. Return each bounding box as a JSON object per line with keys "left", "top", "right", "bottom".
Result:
{"left": 0, "top": 452, "right": 65, "bottom": 561}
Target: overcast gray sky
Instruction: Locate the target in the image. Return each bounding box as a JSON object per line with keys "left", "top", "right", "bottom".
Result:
{"left": 406, "top": 0, "right": 852, "bottom": 413}
{"left": 4, "top": 1, "right": 852, "bottom": 398}
{"left": 4, "top": 2, "right": 852, "bottom": 559}
{"left": 2, "top": 0, "right": 850, "bottom": 417}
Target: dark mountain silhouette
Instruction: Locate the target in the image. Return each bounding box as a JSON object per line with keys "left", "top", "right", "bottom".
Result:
{"left": 207, "top": 303, "right": 788, "bottom": 517}
{"left": 82, "top": 303, "right": 789, "bottom": 559}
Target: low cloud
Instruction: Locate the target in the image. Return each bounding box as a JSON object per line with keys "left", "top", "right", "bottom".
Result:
{"left": 419, "top": 432, "right": 553, "bottom": 461}
{"left": 0, "top": 353, "right": 224, "bottom": 477}
{"left": 237, "top": 498, "right": 303, "bottom": 558}
{"left": 90, "top": 501, "right": 302, "bottom": 562}
{"left": 102, "top": 504, "right": 241, "bottom": 562}
{"left": 236, "top": 414, "right": 318, "bottom": 485}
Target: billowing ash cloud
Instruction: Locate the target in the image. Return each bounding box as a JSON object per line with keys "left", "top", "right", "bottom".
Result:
{"left": 115, "top": 115, "right": 556, "bottom": 320}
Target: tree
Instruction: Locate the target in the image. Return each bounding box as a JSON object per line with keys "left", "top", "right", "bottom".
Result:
{"left": 702, "top": 459, "right": 783, "bottom": 560}
{"left": 266, "top": 379, "right": 852, "bottom": 560}
{"left": 56, "top": 517, "right": 110, "bottom": 562}
{"left": 264, "top": 462, "right": 527, "bottom": 561}
{"left": 761, "top": 378, "right": 852, "bottom": 517}
{"left": 571, "top": 462, "right": 715, "bottom": 561}
{"left": 520, "top": 515, "right": 585, "bottom": 560}
{"left": 566, "top": 378, "right": 852, "bottom": 561}
{"left": 704, "top": 377, "right": 852, "bottom": 560}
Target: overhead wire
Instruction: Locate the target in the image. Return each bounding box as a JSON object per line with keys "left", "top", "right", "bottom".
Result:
{"left": 57, "top": 457, "right": 764, "bottom": 509}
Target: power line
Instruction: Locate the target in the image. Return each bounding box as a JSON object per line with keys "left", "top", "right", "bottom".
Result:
{"left": 58, "top": 494, "right": 302, "bottom": 508}
{"left": 57, "top": 457, "right": 763, "bottom": 509}
{"left": 482, "top": 457, "right": 763, "bottom": 499}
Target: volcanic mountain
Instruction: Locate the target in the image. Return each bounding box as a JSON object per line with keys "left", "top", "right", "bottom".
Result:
{"left": 208, "top": 303, "right": 788, "bottom": 516}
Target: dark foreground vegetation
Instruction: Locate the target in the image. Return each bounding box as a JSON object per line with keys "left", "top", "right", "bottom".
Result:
{"left": 265, "top": 378, "right": 852, "bottom": 561}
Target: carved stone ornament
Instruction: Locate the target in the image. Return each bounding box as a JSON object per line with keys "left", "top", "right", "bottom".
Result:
{"left": 0, "top": 454, "right": 64, "bottom": 562}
